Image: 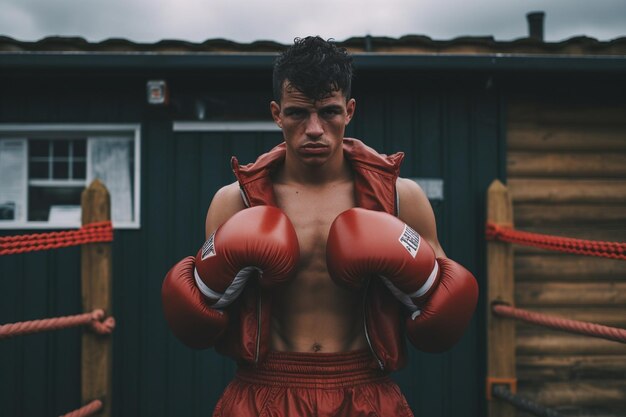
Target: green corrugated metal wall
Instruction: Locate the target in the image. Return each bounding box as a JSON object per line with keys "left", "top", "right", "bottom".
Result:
{"left": 0, "top": 69, "right": 503, "bottom": 416}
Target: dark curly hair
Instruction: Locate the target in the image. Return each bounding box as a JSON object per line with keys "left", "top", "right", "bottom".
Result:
{"left": 273, "top": 36, "right": 353, "bottom": 103}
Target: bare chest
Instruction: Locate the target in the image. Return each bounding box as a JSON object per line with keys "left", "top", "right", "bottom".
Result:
{"left": 274, "top": 182, "right": 354, "bottom": 269}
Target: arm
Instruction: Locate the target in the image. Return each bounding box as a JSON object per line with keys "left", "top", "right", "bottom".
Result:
{"left": 395, "top": 178, "right": 478, "bottom": 352}
{"left": 163, "top": 182, "right": 300, "bottom": 349}
{"left": 396, "top": 177, "right": 445, "bottom": 258}
{"left": 161, "top": 183, "right": 244, "bottom": 349}
{"left": 205, "top": 182, "right": 247, "bottom": 239}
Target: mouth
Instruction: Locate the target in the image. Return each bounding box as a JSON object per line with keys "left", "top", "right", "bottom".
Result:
{"left": 300, "top": 143, "right": 329, "bottom": 155}
{"left": 301, "top": 142, "right": 328, "bottom": 149}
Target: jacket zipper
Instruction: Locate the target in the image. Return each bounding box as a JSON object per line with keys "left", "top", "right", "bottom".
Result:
{"left": 254, "top": 293, "right": 262, "bottom": 365}
{"left": 363, "top": 279, "right": 385, "bottom": 371}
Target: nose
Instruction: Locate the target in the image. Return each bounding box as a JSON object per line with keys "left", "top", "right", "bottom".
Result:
{"left": 305, "top": 113, "right": 323, "bottom": 139}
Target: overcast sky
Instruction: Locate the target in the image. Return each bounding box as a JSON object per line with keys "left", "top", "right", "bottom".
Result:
{"left": 1, "top": 0, "right": 625, "bottom": 44}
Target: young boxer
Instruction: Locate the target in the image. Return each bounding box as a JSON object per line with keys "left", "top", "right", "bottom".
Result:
{"left": 162, "top": 36, "right": 478, "bottom": 417}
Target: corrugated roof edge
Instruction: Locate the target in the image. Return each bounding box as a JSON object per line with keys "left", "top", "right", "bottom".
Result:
{"left": 1, "top": 34, "right": 625, "bottom": 55}
{"left": 0, "top": 35, "right": 286, "bottom": 53}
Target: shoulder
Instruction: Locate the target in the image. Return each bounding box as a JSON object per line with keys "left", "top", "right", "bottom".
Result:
{"left": 396, "top": 177, "right": 432, "bottom": 215}
{"left": 396, "top": 177, "right": 424, "bottom": 200}
{"left": 213, "top": 182, "right": 243, "bottom": 203}
{"left": 204, "top": 182, "right": 247, "bottom": 238}
{"left": 396, "top": 177, "right": 446, "bottom": 257}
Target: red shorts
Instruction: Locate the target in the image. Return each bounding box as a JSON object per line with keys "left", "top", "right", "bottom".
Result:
{"left": 212, "top": 349, "right": 414, "bottom": 417}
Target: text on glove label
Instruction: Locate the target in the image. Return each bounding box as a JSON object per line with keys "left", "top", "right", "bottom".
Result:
{"left": 398, "top": 224, "right": 420, "bottom": 258}
{"left": 201, "top": 233, "right": 216, "bottom": 260}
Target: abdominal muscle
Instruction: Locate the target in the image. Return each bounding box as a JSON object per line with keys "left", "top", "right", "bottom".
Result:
{"left": 270, "top": 261, "right": 368, "bottom": 353}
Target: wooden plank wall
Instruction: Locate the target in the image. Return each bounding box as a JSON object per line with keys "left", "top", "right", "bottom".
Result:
{"left": 507, "top": 98, "right": 626, "bottom": 417}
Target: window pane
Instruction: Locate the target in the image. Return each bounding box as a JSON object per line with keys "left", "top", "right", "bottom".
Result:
{"left": 53, "top": 161, "right": 69, "bottom": 179}
{"left": 73, "top": 140, "right": 86, "bottom": 157}
{"left": 28, "top": 186, "right": 82, "bottom": 221}
{"left": 73, "top": 161, "right": 86, "bottom": 179}
{"left": 54, "top": 140, "right": 70, "bottom": 158}
{"left": 29, "top": 161, "right": 49, "bottom": 179}
{"left": 29, "top": 140, "right": 49, "bottom": 158}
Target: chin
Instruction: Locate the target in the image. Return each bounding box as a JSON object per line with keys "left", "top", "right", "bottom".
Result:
{"left": 296, "top": 149, "right": 332, "bottom": 164}
{"left": 300, "top": 156, "right": 330, "bottom": 167}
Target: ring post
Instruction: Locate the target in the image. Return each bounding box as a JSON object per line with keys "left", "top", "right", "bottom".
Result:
{"left": 81, "top": 179, "right": 113, "bottom": 417}
{"left": 486, "top": 180, "right": 517, "bottom": 416}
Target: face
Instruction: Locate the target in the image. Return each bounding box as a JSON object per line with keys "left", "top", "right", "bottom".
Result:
{"left": 270, "top": 82, "right": 356, "bottom": 167}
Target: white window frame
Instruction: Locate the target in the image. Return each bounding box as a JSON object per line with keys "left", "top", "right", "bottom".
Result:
{"left": 0, "top": 124, "right": 141, "bottom": 230}
{"left": 172, "top": 121, "right": 280, "bottom": 132}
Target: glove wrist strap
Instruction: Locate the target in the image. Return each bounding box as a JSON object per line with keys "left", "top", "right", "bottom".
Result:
{"left": 194, "top": 266, "right": 261, "bottom": 309}
{"left": 380, "top": 261, "right": 439, "bottom": 313}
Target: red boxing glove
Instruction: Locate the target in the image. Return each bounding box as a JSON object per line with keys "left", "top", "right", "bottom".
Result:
{"left": 327, "top": 208, "right": 478, "bottom": 352}
{"left": 194, "top": 206, "right": 300, "bottom": 309}
{"left": 161, "top": 256, "right": 229, "bottom": 349}
{"left": 327, "top": 208, "right": 440, "bottom": 308}
{"left": 406, "top": 257, "right": 478, "bottom": 352}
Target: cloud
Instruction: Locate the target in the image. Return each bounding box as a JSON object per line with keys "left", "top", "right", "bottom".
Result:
{"left": 397, "top": 0, "right": 626, "bottom": 41}
{"left": 541, "top": 0, "right": 626, "bottom": 40}
{"left": 0, "top": 1, "right": 39, "bottom": 39}
{"left": 0, "top": 0, "right": 624, "bottom": 43}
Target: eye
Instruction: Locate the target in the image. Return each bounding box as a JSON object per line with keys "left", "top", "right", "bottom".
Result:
{"left": 321, "top": 107, "right": 341, "bottom": 118}
{"left": 285, "top": 108, "right": 306, "bottom": 118}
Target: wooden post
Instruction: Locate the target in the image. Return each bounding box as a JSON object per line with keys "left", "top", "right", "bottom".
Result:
{"left": 486, "top": 180, "right": 517, "bottom": 416}
{"left": 81, "top": 179, "right": 112, "bottom": 417}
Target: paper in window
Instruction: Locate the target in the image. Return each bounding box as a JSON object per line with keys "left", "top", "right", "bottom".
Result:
{"left": 0, "top": 139, "right": 27, "bottom": 222}
{"left": 87, "top": 137, "right": 133, "bottom": 223}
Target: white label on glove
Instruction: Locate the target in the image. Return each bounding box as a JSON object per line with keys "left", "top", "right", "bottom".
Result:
{"left": 201, "top": 233, "right": 216, "bottom": 260}
{"left": 398, "top": 224, "right": 420, "bottom": 258}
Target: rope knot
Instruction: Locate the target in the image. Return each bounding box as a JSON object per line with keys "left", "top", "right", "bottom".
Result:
{"left": 485, "top": 222, "right": 512, "bottom": 240}
{"left": 89, "top": 309, "right": 115, "bottom": 335}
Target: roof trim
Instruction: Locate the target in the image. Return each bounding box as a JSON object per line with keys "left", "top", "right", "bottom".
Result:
{"left": 1, "top": 52, "right": 625, "bottom": 72}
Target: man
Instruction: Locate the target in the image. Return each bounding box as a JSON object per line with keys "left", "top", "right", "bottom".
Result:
{"left": 162, "top": 36, "right": 478, "bottom": 417}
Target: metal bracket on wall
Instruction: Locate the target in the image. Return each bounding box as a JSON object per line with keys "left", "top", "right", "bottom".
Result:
{"left": 410, "top": 177, "right": 444, "bottom": 201}
{"left": 486, "top": 376, "right": 518, "bottom": 401}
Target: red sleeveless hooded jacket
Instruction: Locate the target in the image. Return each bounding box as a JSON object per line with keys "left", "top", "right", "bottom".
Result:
{"left": 215, "top": 138, "right": 409, "bottom": 371}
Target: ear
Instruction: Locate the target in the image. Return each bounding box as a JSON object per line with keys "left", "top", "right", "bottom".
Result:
{"left": 345, "top": 98, "right": 356, "bottom": 125}
{"left": 270, "top": 101, "right": 282, "bottom": 128}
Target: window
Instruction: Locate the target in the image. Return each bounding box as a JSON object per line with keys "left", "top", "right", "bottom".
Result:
{"left": 0, "top": 124, "right": 141, "bottom": 229}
